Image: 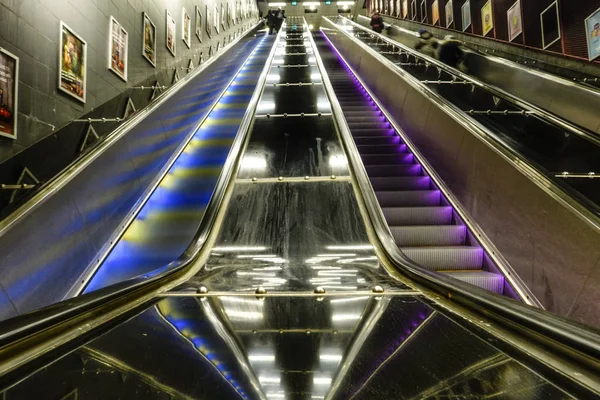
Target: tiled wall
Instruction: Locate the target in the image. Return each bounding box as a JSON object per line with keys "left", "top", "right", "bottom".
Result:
{"left": 0, "top": 0, "right": 255, "bottom": 163}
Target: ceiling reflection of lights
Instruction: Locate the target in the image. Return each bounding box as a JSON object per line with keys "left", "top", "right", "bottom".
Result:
{"left": 323, "top": 285, "right": 358, "bottom": 290}
{"left": 318, "top": 271, "right": 358, "bottom": 276}
{"left": 225, "top": 310, "right": 264, "bottom": 319}
{"left": 253, "top": 266, "right": 284, "bottom": 271}
{"left": 312, "top": 397, "right": 325, "bottom": 399}
{"left": 220, "top": 297, "right": 263, "bottom": 305}
{"left": 241, "top": 155, "right": 267, "bottom": 170}
{"left": 330, "top": 296, "right": 369, "bottom": 303}
{"left": 326, "top": 244, "right": 373, "bottom": 250}
{"left": 213, "top": 246, "right": 268, "bottom": 252}
{"left": 311, "top": 266, "right": 342, "bottom": 270}
{"left": 317, "top": 102, "right": 330, "bottom": 110}
{"left": 267, "top": 74, "right": 281, "bottom": 82}
{"left": 236, "top": 271, "right": 277, "bottom": 277}
{"left": 303, "top": 2, "right": 320, "bottom": 5}
{"left": 308, "top": 56, "right": 316, "bottom": 63}
{"left": 237, "top": 254, "right": 277, "bottom": 259}
{"left": 259, "top": 376, "right": 281, "bottom": 384}
{"left": 257, "top": 101, "right": 276, "bottom": 112}
{"left": 248, "top": 354, "right": 276, "bottom": 362}
{"left": 332, "top": 313, "right": 361, "bottom": 321}
{"left": 313, "top": 377, "right": 333, "bottom": 385}
{"left": 328, "top": 155, "right": 348, "bottom": 167}
{"left": 310, "top": 73, "right": 322, "bottom": 80}
{"left": 320, "top": 354, "right": 343, "bottom": 362}
{"left": 316, "top": 253, "right": 356, "bottom": 257}
{"left": 267, "top": 394, "right": 285, "bottom": 399}
{"left": 253, "top": 257, "right": 287, "bottom": 263}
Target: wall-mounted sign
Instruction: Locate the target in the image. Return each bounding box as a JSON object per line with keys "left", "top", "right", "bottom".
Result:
{"left": 142, "top": 13, "right": 157, "bottom": 67}
{"left": 215, "top": 5, "right": 220, "bottom": 34}
{"left": 183, "top": 8, "right": 191, "bottom": 49}
{"left": 445, "top": 0, "right": 453, "bottom": 28}
{"left": 196, "top": 6, "right": 203, "bottom": 42}
{"left": 507, "top": 0, "right": 522, "bottom": 42}
{"left": 462, "top": 0, "right": 471, "bottom": 31}
{"left": 0, "top": 47, "right": 18, "bottom": 140}
{"left": 166, "top": 11, "right": 176, "bottom": 56}
{"left": 206, "top": 5, "right": 212, "bottom": 38}
{"left": 541, "top": 1, "right": 560, "bottom": 50}
{"left": 432, "top": 0, "right": 439, "bottom": 25}
{"left": 420, "top": 0, "right": 427, "bottom": 23}
{"left": 108, "top": 16, "right": 128, "bottom": 81}
{"left": 59, "top": 22, "right": 87, "bottom": 103}
{"left": 402, "top": 0, "right": 408, "bottom": 18}
{"left": 481, "top": 0, "right": 493, "bottom": 36}
{"left": 585, "top": 7, "right": 600, "bottom": 61}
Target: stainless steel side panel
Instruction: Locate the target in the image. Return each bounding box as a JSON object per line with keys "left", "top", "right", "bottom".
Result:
{"left": 322, "top": 19, "right": 600, "bottom": 326}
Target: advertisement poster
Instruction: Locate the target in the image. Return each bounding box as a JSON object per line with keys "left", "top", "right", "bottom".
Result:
{"left": 59, "top": 22, "right": 86, "bottom": 103}
{"left": 462, "top": 0, "right": 471, "bottom": 31}
{"left": 196, "top": 6, "right": 203, "bottom": 42}
{"left": 183, "top": 8, "right": 191, "bottom": 48}
{"left": 481, "top": 0, "right": 493, "bottom": 36}
{"left": 142, "top": 13, "right": 157, "bottom": 67}
{"left": 507, "top": 0, "right": 522, "bottom": 42}
{"left": 432, "top": 0, "right": 439, "bottom": 24}
{"left": 221, "top": 4, "right": 225, "bottom": 29}
{"left": 206, "top": 5, "right": 212, "bottom": 38}
{"left": 0, "top": 48, "right": 18, "bottom": 140}
{"left": 166, "top": 11, "right": 176, "bottom": 56}
{"left": 445, "top": 0, "right": 453, "bottom": 28}
{"left": 585, "top": 7, "right": 600, "bottom": 61}
{"left": 108, "top": 16, "right": 128, "bottom": 81}
{"left": 215, "top": 5, "right": 220, "bottom": 34}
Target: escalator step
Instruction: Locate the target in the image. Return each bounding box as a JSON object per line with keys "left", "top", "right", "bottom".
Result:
{"left": 342, "top": 110, "right": 382, "bottom": 117}
{"left": 343, "top": 105, "right": 380, "bottom": 111}
{"left": 345, "top": 115, "right": 387, "bottom": 123}
{"left": 353, "top": 136, "right": 402, "bottom": 145}
{"left": 348, "top": 121, "right": 391, "bottom": 130}
{"left": 376, "top": 190, "right": 440, "bottom": 207}
{"left": 383, "top": 206, "right": 453, "bottom": 225}
{"left": 370, "top": 176, "right": 430, "bottom": 190}
{"left": 350, "top": 128, "right": 397, "bottom": 137}
{"left": 362, "top": 153, "right": 414, "bottom": 165}
{"left": 401, "top": 246, "right": 483, "bottom": 270}
{"left": 443, "top": 271, "right": 505, "bottom": 294}
{"left": 357, "top": 144, "right": 407, "bottom": 154}
{"left": 365, "top": 164, "right": 422, "bottom": 177}
{"left": 391, "top": 225, "right": 467, "bottom": 246}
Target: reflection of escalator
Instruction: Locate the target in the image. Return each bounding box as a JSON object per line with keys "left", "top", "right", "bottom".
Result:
{"left": 82, "top": 36, "right": 275, "bottom": 293}
{"left": 1, "top": 20, "right": 600, "bottom": 400}
{"left": 314, "top": 33, "right": 507, "bottom": 295}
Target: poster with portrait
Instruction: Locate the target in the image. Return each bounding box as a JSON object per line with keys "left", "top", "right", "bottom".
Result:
{"left": 142, "top": 13, "right": 157, "bottom": 67}
{"left": 402, "top": 0, "right": 408, "bottom": 18}
{"left": 206, "top": 5, "right": 213, "bottom": 38}
{"left": 108, "top": 16, "right": 128, "bottom": 81}
{"left": 481, "top": 0, "right": 493, "bottom": 36}
{"left": 0, "top": 48, "right": 18, "bottom": 140}
{"left": 166, "top": 11, "right": 176, "bottom": 56}
{"left": 432, "top": 0, "right": 439, "bottom": 24}
{"left": 585, "top": 7, "right": 600, "bottom": 61}
{"left": 445, "top": 0, "right": 454, "bottom": 28}
{"left": 215, "top": 5, "right": 220, "bottom": 34}
{"left": 462, "top": 0, "right": 471, "bottom": 31}
{"left": 59, "top": 22, "right": 86, "bottom": 103}
{"left": 507, "top": 0, "right": 522, "bottom": 42}
{"left": 182, "top": 8, "right": 191, "bottom": 49}
{"left": 195, "top": 6, "right": 203, "bottom": 42}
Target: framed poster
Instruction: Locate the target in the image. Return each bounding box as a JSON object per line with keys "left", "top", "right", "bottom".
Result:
{"left": 214, "top": 5, "right": 220, "bottom": 34}
{"left": 402, "top": 0, "right": 408, "bottom": 18}
{"left": 227, "top": 3, "right": 232, "bottom": 27}
{"left": 195, "top": 6, "right": 203, "bottom": 42}
{"left": 462, "top": 0, "right": 471, "bottom": 31}
{"left": 206, "top": 5, "right": 212, "bottom": 38}
{"left": 445, "top": 0, "right": 453, "bottom": 28}
{"left": 166, "top": 11, "right": 176, "bottom": 56}
{"left": 432, "top": 0, "right": 439, "bottom": 25}
{"left": 108, "top": 16, "right": 128, "bottom": 81}
{"left": 59, "top": 22, "right": 86, "bottom": 103}
{"left": 541, "top": 1, "right": 560, "bottom": 50}
{"left": 221, "top": 4, "right": 226, "bottom": 30}
{"left": 585, "top": 7, "right": 600, "bottom": 61}
{"left": 507, "top": 0, "right": 522, "bottom": 42}
{"left": 481, "top": 0, "right": 493, "bottom": 36}
{"left": 142, "top": 13, "right": 157, "bottom": 67}
{"left": 420, "top": 0, "right": 427, "bottom": 23}
{"left": 411, "top": 0, "right": 417, "bottom": 21}
{"left": 0, "top": 47, "right": 18, "bottom": 140}
{"left": 182, "top": 8, "right": 191, "bottom": 48}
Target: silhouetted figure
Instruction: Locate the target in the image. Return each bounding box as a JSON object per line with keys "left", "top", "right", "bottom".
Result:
{"left": 267, "top": 10, "right": 277, "bottom": 34}
{"left": 415, "top": 30, "right": 469, "bottom": 72}
{"left": 275, "top": 8, "right": 285, "bottom": 32}
{"left": 370, "top": 10, "right": 383, "bottom": 33}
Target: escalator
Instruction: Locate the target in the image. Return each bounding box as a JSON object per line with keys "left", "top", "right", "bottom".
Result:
{"left": 0, "top": 19, "right": 599, "bottom": 400}
{"left": 81, "top": 35, "right": 275, "bottom": 293}
{"left": 313, "top": 33, "right": 506, "bottom": 295}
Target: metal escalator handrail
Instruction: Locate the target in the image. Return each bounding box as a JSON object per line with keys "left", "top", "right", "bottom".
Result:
{"left": 309, "top": 19, "right": 600, "bottom": 383}
{"left": 0, "top": 21, "right": 260, "bottom": 239}
{"left": 346, "top": 15, "right": 600, "bottom": 147}
{"left": 0, "top": 27, "right": 282, "bottom": 378}
{"left": 324, "top": 17, "right": 600, "bottom": 233}
{"left": 359, "top": 14, "right": 600, "bottom": 96}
